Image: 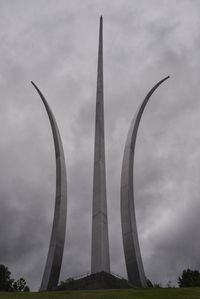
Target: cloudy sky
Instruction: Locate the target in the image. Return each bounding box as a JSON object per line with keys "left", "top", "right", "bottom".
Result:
{"left": 0, "top": 0, "right": 200, "bottom": 290}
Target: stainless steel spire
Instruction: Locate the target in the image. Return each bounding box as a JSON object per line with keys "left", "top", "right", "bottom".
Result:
{"left": 31, "top": 82, "right": 67, "bottom": 291}
{"left": 91, "top": 16, "right": 110, "bottom": 274}
{"left": 121, "top": 76, "right": 169, "bottom": 287}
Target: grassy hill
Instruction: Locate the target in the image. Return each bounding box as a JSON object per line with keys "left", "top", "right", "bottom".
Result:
{"left": 0, "top": 288, "right": 200, "bottom": 299}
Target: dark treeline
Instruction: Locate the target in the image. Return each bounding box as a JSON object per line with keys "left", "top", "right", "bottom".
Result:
{"left": 1, "top": 264, "right": 200, "bottom": 292}
{"left": 0, "top": 264, "right": 29, "bottom": 292}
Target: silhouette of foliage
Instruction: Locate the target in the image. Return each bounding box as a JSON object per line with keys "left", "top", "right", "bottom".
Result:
{"left": 13, "top": 278, "right": 29, "bottom": 292}
{"left": 178, "top": 269, "right": 200, "bottom": 287}
{"left": 0, "top": 264, "right": 30, "bottom": 292}
{"left": 0, "top": 265, "right": 14, "bottom": 291}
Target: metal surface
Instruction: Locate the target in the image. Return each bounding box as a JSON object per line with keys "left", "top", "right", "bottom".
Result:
{"left": 91, "top": 16, "right": 110, "bottom": 274}
{"left": 121, "top": 76, "right": 169, "bottom": 287}
{"left": 31, "top": 82, "right": 67, "bottom": 291}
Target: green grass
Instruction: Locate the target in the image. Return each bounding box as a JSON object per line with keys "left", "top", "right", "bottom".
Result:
{"left": 0, "top": 288, "right": 200, "bottom": 299}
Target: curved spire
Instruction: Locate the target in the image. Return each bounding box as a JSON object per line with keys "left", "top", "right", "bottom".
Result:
{"left": 120, "top": 76, "right": 169, "bottom": 287}
{"left": 31, "top": 82, "right": 67, "bottom": 291}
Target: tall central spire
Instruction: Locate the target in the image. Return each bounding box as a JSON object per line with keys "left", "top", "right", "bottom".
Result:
{"left": 91, "top": 16, "right": 110, "bottom": 274}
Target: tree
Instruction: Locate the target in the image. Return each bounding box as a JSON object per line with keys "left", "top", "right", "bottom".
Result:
{"left": 0, "top": 265, "right": 30, "bottom": 292}
{"left": 17, "top": 278, "right": 26, "bottom": 291}
{"left": 13, "top": 278, "right": 27, "bottom": 292}
{"left": 178, "top": 269, "right": 200, "bottom": 287}
{"left": 0, "top": 265, "right": 14, "bottom": 291}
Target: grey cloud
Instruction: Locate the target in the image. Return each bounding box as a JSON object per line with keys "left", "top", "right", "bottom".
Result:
{"left": 0, "top": 0, "right": 200, "bottom": 290}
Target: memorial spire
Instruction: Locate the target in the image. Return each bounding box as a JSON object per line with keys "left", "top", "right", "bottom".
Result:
{"left": 91, "top": 16, "right": 110, "bottom": 274}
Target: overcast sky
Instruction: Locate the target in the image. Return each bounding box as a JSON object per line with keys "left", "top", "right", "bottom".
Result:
{"left": 0, "top": 0, "right": 200, "bottom": 290}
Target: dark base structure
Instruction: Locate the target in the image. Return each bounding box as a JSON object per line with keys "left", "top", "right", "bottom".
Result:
{"left": 56, "top": 272, "right": 133, "bottom": 290}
